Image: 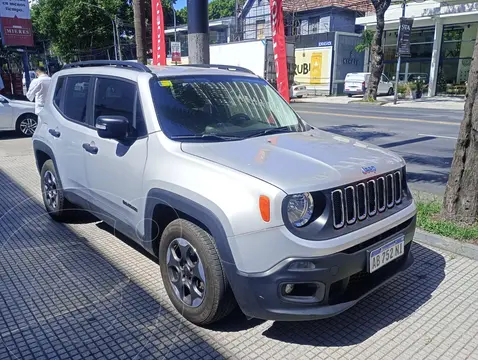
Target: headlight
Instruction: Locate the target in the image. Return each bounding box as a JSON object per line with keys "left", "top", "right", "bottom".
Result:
{"left": 287, "top": 193, "right": 314, "bottom": 227}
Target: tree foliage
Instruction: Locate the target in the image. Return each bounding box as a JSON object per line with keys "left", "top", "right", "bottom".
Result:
{"left": 31, "top": 0, "right": 177, "bottom": 62}
{"left": 355, "top": 29, "right": 375, "bottom": 53}
{"left": 175, "top": 0, "right": 238, "bottom": 24}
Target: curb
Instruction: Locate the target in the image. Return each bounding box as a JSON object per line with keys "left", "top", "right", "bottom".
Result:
{"left": 348, "top": 100, "right": 386, "bottom": 106}
{"left": 414, "top": 229, "right": 478, "bottom": 261}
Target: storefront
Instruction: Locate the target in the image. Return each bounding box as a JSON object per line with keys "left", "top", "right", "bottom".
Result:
{"left": 356, "top": 0, "right": 478, "bottom": 97}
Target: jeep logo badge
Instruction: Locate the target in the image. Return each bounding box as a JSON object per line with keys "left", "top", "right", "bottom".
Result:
{"left": 362, "top": 166, "right": 377, "bottom": 175}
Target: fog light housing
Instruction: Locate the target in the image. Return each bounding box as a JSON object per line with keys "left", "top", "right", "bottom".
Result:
{"left": 281, "top": 282, "right": 326, "bottom": 303}
{"left": 284, "top": 284, "right": 294, "bottom": 295}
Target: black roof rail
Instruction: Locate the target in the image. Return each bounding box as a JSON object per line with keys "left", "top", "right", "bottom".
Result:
{"left": 178, "top": 64, "right": 255, "bottom": 75}
{"left": 62, "top": 60, "right": 151, "bottom": 73}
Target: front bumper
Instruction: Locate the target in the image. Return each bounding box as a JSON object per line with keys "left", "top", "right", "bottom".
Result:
{"left": 225, "top": 216, "right": 416, "bottom": 321}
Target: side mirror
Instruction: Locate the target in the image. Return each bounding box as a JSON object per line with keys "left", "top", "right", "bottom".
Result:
{"left": 0, "top": 96, "right": 9, "bottom": 104}
{"left": 95, "top": 116, "right": 129, "bottom": 140}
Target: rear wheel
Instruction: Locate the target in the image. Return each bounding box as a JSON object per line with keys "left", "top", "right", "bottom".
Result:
{"left": 16, "top": 113, "right": 38, "bottom": 137}
{"left": 388, "top": 87, "right": 394, "bottom": 96}
{"left": 159, "top": 219, "right": 236, "bottom": 325}
{"left": 347, "top": 94, "right": 353, "bottom": 98}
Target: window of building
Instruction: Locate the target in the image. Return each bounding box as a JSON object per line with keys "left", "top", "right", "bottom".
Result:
{"left": 437, "top": 22, "right": 478, "bottom": 95}
{"left": 256, "top": 20, "right": 265, "bottom": 39}
{"left": 382, "top": 26, "right": 434, "bottom": 89}
{"left": 309, "top": 17, "right": 320, "bottom": 34}
{"left": 63, "top": 76, "right": 91, "bottom": 123}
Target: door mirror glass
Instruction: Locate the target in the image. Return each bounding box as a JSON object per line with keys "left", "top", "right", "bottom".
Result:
{"left": 96, "top": 116, "right": 129, "bottom": 140}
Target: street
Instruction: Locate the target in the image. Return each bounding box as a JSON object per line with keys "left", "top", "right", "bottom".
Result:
{"left": 292, "top": 103, "right": 463, "bottom": 195}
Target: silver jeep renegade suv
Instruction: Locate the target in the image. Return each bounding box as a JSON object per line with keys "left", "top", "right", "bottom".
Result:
{"left": 32, "top": 60, "right": 416, "bottom": 325}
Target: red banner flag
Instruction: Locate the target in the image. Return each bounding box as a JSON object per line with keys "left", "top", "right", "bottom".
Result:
{"left": 269, "top": 0, "right": 290, "bottom": 103}
{"left": 152, "top": 0, "right": 167, "bottom": 65}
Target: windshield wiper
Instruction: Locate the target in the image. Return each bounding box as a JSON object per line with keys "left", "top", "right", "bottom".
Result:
{"left": 171, "top": 134, "right": 241, "bottom": 141}
{"left": 244, "top": 126, "right": 295, "bottom": 139}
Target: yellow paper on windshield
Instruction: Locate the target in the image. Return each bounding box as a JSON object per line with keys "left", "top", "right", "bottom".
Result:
{"left": 160, "top": 80, "right": 172, "bottom": 87}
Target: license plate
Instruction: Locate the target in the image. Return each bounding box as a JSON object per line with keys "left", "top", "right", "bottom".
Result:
{"left": 368, "top": 236, "right": 405, "bottom": 273}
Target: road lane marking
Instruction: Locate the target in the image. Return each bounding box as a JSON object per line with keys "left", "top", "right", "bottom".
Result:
{"left": 297, "top": 110, "right": 460, "bottom": 126}
{"left": 418, "top": 133, "right": 458, "bottom": 140}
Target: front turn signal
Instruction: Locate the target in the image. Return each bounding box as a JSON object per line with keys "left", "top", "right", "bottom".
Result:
{"left": 259, "top": 195, "right": 271, "bottom": 222}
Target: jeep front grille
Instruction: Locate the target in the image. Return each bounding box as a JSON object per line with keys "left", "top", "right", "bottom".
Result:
{"left": 332, "top": 171, "right": 403, "bottom": 229}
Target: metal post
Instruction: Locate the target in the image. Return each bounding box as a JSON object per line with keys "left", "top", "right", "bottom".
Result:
{"left": 43, "top": 41, "right": 50, "bottom": 75}
{"left": 115, "top": 15, "right": 123, "bottom": 60}
{"left": 393, "top": 0, "right": 406, "bottom": 105}
{"left": 112, "top": 17, "right": 118, "bottom": 60}
{"left": 187, "top": 0, "right": 209, "bottom": 64}
{"left": 173, "top": 9, "right": 177, "bottom": 65}
{"left": 22, "top": 51, "right": 31, "bottom": 91}
{"left": 173, "top": 9, "right": 177, "bottom": 42}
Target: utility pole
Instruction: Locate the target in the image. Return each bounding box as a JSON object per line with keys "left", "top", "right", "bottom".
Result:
{"left": 133, "top": 0, "right": 147, "bottom": 64}
{"left": 115, "top": 15, "right": 123, "bottom": 60}
{"left": 187, "top": 0, "right": 209, "bottom": 64}
{"left": 393, "top": 0, "right": 407, "bottom": 105}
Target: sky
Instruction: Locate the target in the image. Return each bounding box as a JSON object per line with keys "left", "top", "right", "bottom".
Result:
{"left": 174, "top": 0, "right": 213, "bottom": 10}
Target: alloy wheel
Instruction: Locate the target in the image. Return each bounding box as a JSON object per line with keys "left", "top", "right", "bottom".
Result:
{"left": 166, "top": 238, "right": 206, "bottom": 307}
{"left": 19, "top": 117, "right": 37, "bottom": 136}
{"left": 43, "top": 170, "right": 58, "bottom": 210}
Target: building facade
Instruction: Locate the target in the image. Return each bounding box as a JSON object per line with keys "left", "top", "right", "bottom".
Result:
{"left": 239, "top": 0, "right": 370, "bottom": 40}
{"left": 357, "top": 0, "right": 478, "bottom": 97}
{"left": 164, "top": 17, "right": 235, "bottom": 58}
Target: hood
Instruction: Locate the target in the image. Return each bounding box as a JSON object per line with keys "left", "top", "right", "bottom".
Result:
{"left": 181, "top": 129, "right": 405, "bottom": 194}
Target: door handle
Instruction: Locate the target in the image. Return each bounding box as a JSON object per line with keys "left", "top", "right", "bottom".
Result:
{"left": 48, "top": 128, "right": 61, "bottom": 138}
{"left": 82, "top": 143, "right": 98, "bottom": 155}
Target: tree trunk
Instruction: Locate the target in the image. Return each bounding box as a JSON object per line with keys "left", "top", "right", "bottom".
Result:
{"left": 364, "top": 0, "right": 390, "bottom": 101}
{"left": 133, "top": 0, "right": 147, "bottom": 65}
{"left": 442, "top": 31, "right": 478, "bottom": 224}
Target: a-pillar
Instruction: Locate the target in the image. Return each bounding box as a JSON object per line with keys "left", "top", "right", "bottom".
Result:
{"left": 428, "top": 18, "right": 443, "bottom": 97}
{"left": 187, "top": 0, "right": 210, "bottom": 64}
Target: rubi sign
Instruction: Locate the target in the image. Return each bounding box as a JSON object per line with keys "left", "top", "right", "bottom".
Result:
{"left": 152, "top": 0, "right": 166, "bottom": 65}
{"left": 269, "top": 0, "right": 289, "bottom": 103}
{"left": 0, "top": 0, "right": 34, "bottom": 47}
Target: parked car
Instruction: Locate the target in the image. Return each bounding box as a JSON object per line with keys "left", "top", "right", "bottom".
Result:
{"left": 290, "top": 82, "right": 307, "bottom": 98}
{"left": 344, "top": 72, "right": 394, "bottom": 97}
{"left": 0, "top": 94, "right": 38, "bottom": 136}
{"left": 32, "top": 61, "right": 416, "bottom": 326}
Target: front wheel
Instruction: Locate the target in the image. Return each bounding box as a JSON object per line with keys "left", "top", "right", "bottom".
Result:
{"left": 159, "top": 219, "right": 236, "bottom": 325}
{"left": 16, "top": 114, "right": 38, "bottom": 137}
{"left": 40, "top": 159, "right": 76, "bottom": 222}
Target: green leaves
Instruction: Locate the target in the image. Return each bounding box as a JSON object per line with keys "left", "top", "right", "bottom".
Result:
{"left": 32, "top": 0, "right": 130, "bottom": 62}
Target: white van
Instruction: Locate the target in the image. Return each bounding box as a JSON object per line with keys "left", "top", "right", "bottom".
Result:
{"left": 344, "top": 72, "right": 394, "bottom": 97}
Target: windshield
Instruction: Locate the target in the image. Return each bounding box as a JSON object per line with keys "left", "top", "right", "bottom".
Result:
{"left": 150, "top": 75, "right": 305, "bottom": 141}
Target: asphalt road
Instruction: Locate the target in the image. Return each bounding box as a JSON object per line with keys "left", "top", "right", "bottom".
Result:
{"left": 291, "top": 102, "right": 464, "bottom": 195}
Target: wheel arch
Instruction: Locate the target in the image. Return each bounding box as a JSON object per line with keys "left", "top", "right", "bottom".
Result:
{"left": 144, "top": 188, "right": 235, "bottom": 266}
{"left": 33, "top": 140, "right": 59, "bottom": 176}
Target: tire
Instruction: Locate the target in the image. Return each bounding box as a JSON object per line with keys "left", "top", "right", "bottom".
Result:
{"left": 16, "top": 113, "right": 38, "bottom": 137}
{"left": 159, "top": 219, "right": 236, "bottom": 325}
{"left": 40, "top": 159, "right": 76, "bottom": 222}
{"left": 297, "top": 95, "right": 303, "bottom": 98}
{"left": 347, "top": 94, "right": 352, "bottom": 98}
{"left": 388, "top": 87, "right": 394, "bottom": 96}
